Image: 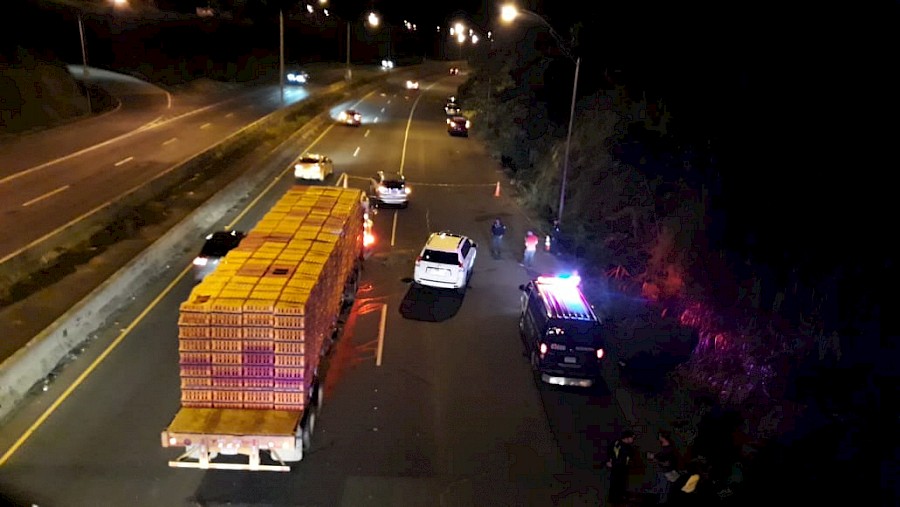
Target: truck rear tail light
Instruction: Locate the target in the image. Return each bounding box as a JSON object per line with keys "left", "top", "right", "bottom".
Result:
{"left": 169, "top": 437, "right": 177, "bottom": 446}
{"left": 539, "top": 342, "right": 548, "bottom": 355}
{"left": 415, "top": 256, "right": 422, "bottom": 265}
{"left": 596, "top": 348, "right": 605, "bottom": 359}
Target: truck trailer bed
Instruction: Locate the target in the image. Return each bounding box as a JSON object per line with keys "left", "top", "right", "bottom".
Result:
{"left": 167, "top": 408, "right": 302, "bottom": 436}
{"left": 162, "top": 408, "right": 306, "bottom": 471}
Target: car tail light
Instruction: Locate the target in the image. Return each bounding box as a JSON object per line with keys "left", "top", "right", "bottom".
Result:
{"left": 378, "top": 185, "right": 387, "bottom": 193}
{"left": 193, "top": 257, "right": 208, "bottom": 266}
{"left": 404, "top": 187, "right": 411, "bottom": 194}
{"left": 596, "top": 348, "right": 605, "bottom": 359}
{"left": 364, "top": 231, "right": 375, "bottom": 247}
{"left": 465, "top": 121, "right": 471, "bottom": 128}
{"left": 539, "top": 342, "right": 548, "bottom": 355}
{"left": 415, "top": 255, "right": 422, "bottom": 265}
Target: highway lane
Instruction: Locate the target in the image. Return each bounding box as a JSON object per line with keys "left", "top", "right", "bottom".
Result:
{"left": 0, "top": 63, "right": 382, "bottom": 264}
{"left": 0, "top": 70, "right": 625, "bottom": 506}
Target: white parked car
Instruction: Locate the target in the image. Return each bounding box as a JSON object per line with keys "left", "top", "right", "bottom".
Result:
{"left": 293, "top": 153, "right": 334, "bottom": 181}
{"left": 413, "top": 232, "right": 477, "bottom": 293}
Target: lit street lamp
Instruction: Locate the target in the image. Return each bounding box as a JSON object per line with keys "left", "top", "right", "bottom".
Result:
{"left": 501, "top": 4, "right": 581, "bottom": 227}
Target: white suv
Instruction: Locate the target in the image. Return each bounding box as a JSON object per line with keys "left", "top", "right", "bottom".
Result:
{"left": 413, "top": 232, "right": 477, "bottom": 293}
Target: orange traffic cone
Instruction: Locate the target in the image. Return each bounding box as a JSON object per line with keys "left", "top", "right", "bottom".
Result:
{"left": 494, "top": 181, "right": 501, "bottom": 197}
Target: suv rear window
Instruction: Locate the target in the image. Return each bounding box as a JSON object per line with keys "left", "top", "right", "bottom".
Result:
{"left": 421, "top": 249, "right": 458, "bottom": 265}
{"left": 382, "top": 179, "right": 405, "bottom": 189}
{"left": 549, "top": 320, "right": 602, "bottom": 345}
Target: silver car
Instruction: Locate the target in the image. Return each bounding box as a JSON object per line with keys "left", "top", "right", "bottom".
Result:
{"left": 293, "top": 153, "right": 334, "bottom": 181}
{"left": 368, "top": 171, "right": 410, "bottom": 208}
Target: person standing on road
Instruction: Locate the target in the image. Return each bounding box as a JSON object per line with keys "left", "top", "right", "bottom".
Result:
{"left": 490, "top": 218, "right": 507, "bottom": 259}
{"left": 606, "top": 430, "right": 636, "bottom": 505}
{"left": 648, "top": 430, "right": 680, "bottom": 504}
{"left": 523, "top": 231, "right": 539, "bottom": 267}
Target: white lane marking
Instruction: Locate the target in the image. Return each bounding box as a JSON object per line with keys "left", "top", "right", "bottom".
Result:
{"left": 381, "top": 107, "right": 385, "bottom": 113}
{"left": 200, "top": 122, "right": 212, "bottom": 129}
{"left": 364, "top": 129, "right": 370, "bottom": 138}
{"left": 376, "top": 304, "right": 387, "bottom": 366}
{"left": 114, "top": 156, "right": 134, "bottom": 166}
{"left": 22, "top": 185, "right": 70, "bottom": 207}
{"left": 374, "top": 117, "right": 379, "bottom": 123}
{"left": 391, "top": 211, "right": 398, "bottom": 246}
{"left": 162, "top": 138, "right": 177, "bottom": 146}
{"left": 353, "top": 146, "right": 361, "bottom": 157}
{"left": 0, "top": 94, "right": 252, "bottom": 186}
{"left": 398, "top": 81, "right": 435, "bottom": 175}
{"left": 226, "top": 112, "right": 234, "bottom": 118}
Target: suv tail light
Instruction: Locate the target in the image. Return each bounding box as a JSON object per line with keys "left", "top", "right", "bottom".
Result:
{"left": 415, "top": 255, "right": 422, "bottom": 265}
{"left": 596, "top": 348, "right": 605, "bottom": 359}
{"left": 539, "top": 342, "right": 548, "bottom": 356}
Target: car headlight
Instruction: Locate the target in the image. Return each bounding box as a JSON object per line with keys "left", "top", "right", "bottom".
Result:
{"left": 193, "top": 257, "right": 208, "bottom": 266}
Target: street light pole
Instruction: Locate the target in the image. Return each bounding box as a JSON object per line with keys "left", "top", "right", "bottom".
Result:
{"left": 345, "top": 21, "right": 352, "bottom": 82}
{"left": 502, "top": 6, "right": 579, "bottom": 227}
{"left": 558, "top": 56, "right": 580, "bottom": 225}
{"left": 77, "top": 12, "right": 92, "bottom": 114}
{"left": 279, "top": 9, "right": 285, "bottom": 104}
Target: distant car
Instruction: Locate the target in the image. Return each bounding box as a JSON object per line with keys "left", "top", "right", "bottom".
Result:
{"left": 285, "top": 70, "right": 309, "bottom": 85}
{"left": 368, "top": 171, "right": 410, "bottom": 208}
{"left": 447, "top": 115, "right": 470, "bottom": 137}
{"left": 381, "top": 59, "right": 395, "bottom": 69}
{"left": 449, "top": 67, "right": 459, "bottom": 75}
{"left": 338, "top": 109, "right": 362, "bottom": 126}
{"left": 444, "top": 102, "right": 461, "bottom": 116}
{"left": 193, "top": 230, "right": 245, "bottom": 281}
{"left": 293, "top": 153, "right": 334, "bottom": 181}
{"left": 406, "top": 79, "right": 420, "bottom": 90}
{"left": 413, "top": 231, "right": 477, "bottom": 294}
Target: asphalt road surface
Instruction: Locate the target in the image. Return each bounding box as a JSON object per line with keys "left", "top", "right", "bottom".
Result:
{"left": 0, "top": 71, "right": 626, "bottom": 506}
{"left": 0, "top": 63, "right": 376, "bottom": 267}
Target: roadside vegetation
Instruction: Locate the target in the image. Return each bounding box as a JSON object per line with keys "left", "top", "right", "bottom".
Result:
{"left": 459, "top": 37, "right": 880, "bottom": 503}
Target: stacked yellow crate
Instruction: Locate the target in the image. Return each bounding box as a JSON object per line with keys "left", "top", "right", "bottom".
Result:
{"left": 178, "top": 281, "right": 217, "bottom": 408}
{"left": 177, "top": 186, "right": 366, "bottom": 412}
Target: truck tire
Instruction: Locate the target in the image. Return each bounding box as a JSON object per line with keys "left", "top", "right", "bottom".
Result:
{"left": 301, "top": 418, "right": 313, "bottom": 451}
{"left": 315, "top": 383, "right": 325, "bottom": 411}
{"left": 307, "top": 410, "right": 317, "bottom": 434}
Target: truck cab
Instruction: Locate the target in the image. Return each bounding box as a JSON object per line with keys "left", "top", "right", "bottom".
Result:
{"left": 518, "top": 273, "right": 605, "bottom": 388}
